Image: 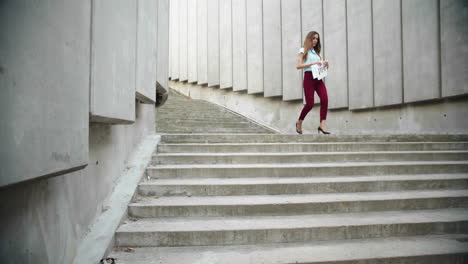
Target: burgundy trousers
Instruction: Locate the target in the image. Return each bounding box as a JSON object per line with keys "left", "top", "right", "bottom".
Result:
{"left": 298, "top": 71, "right": 328, "bottom": 121}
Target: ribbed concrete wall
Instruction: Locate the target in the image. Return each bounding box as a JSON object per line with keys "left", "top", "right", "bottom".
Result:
{"left": 169, "top": 0, "right": 468, "bottom": 107}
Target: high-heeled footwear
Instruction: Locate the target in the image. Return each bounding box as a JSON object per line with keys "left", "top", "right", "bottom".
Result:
{"left": 317, "top": 126, "right": 331, "bottom": 134}
{"left": 295, "top": 122, "right": 303, "bottom": 134}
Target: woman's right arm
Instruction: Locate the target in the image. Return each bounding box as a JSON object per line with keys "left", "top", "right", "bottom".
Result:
{"left": 296, "top": 53, "right": 321, "bottom": 70}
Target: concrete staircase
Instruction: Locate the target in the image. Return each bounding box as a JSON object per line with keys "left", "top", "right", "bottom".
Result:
{"left": 109, "top": 133, "right": 468, "bottom": 263}
{"left": 155, "top": 90, "right": 274, "bottom": 134}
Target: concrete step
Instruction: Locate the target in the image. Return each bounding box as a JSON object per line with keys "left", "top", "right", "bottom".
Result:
{"left": 159, "top": 134, "right": 468, "bottom": 144}
{"left": 156, "top": 128, "right": 272, "bottom": 134}
{"left": 152, "top": 150, "right": 468, "bottom": 165}
{"left": 147, "top": 161, "right": 468, "bottom": 179}
{"left": 160, "top": 122, "right": 260, "bottom": 129}
{"left": 138, "top": 174, "right": 468, "bottom": 196}
{"left": 114, "top": 208, "right": 468, "bottom": 247}
{"left": 128, "top": 190, "right": 468, "bottom": 218}
{"left": 156, "top": 142, "right": 468, "bottom": 153}
{"left": 109, "top": 235, "right": 468, "bottom": 264}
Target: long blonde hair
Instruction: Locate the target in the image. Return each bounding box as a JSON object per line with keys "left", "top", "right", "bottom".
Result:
{"left": 303, "top": 31, "right": 321, "bottom": 62}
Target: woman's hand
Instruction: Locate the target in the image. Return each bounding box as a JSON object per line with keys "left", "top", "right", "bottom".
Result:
{"left": 323, "top": 60, "right": 329, "bottom": 68}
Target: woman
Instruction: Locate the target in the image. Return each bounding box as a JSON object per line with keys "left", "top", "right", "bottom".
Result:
{"left": 295, "top": 31, "right": 330, "bottom": 134}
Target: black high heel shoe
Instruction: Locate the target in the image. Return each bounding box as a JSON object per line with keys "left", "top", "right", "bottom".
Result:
{"left": 295, "top": 122, "right": 303, "bottom": 134}
{"left": 317, "top": 126, "right": 331, "bottom": 134}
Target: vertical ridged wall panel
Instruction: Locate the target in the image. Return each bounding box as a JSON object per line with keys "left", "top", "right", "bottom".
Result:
{"left": 197, "top": 0, "right": 208, "bottom": 85}
{"left": 263, "top": 0, "right": 282, "bottom": 97}
{"left": 219, "top": 0, "right": 233, "bottom": 89}
{"left": 179, "top": 0, "right": 188, "bottom": 82}
{"left": 232, "top": 0, "right": 248, "bottom": 91}
{"left": 170, "top": 0, "right": 179, "bottom": 80}
{"left": 207, "top": 0, "right": 220, "bottom": 87}
{"left": 247, "top": 0, "right": 264, "bottom": 94}
{"left": 188, "top": 0, "right": 198, "bottom": 83}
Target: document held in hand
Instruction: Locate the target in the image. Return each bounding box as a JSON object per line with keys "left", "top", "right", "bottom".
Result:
{"left": 311, "top": 64, "right": 328, "bottom": 80}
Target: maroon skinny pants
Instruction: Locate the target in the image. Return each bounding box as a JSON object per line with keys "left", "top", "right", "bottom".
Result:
{"left": 298, "top": 71, "right": 328, "bottom": 121}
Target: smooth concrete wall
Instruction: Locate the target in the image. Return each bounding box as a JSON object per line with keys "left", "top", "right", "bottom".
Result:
{"left": 170, "top": 80, "right": 468, "bottom": 135}
{"left": 0, "top": 0, "right": 89, "bottom": 187}
{"left": 170, "top": 0, "right": 179, "bottom": 80}
{"left": 402, "top": 0, "right": 440, "bottom": 103}
{"left": 232, "top": 0, "right": 248, "bottom": 92}
{"left": 179, "top": 0, "right": 188, "bottom": 82}
{"left": 246, "top": 0, "right": 264, "bottom": 94}
{"left": 197, "top": 0, "right": 208, "bottom": 85}
{"left": 263, "top": 0, "right": 282, "bottom": 97}
{"left": 347, "top": 0, "right": 373, "bottom": 110}
{"left": 0, "top": 104, "right": 155, "bottom": 264}
{"left": 168, "top": 0, "right": 468, "bottom": 128}
{"left": 157, "top": 0, "right": 170, "bottom": 92}
{"left": 219, "top": 0, "right": 233, "bottom": 89}
{"left": 136, "top": 0, "right": 158, "bottom": 103}
{"left": 372, "top": 0, "right": 402, "bottom": 107}
{"left": 440, "top": 0, "right": 468, "bottom": 97}
{"left": 208, "top": 0, "right": 220, "bottom": 87}
{"left": 188, "top": 0, "right": 198, "bottom": 83}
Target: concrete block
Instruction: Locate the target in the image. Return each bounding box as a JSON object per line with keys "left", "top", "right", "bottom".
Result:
{"left": 323, "top": 0, "right": 348, "bottom": 109}
{"left": 188, "top": 0, "right": 198, "bottom": 83}
{"left": 90, "top": 0, "right": 137, "bottom": 123}
{"left": 178, "top": 0, "right": 188, "bottom": 81}
{"left": 136, "top": 0, "right": 158, "bottom": 104}
{"left": 246, "top": 0, "right": 264, "bottom": 94}
{"left": 157, "top": 0, "right": 170, "bottom": 91}
{"left": 219, "top": 0, "right": 233, "bottom": 89}
{"left": 441, "top": 0, "right": 468, "bottom": 97}
{"left": 263, "top": 0, "right": 282, "bottom": 97}
{"left": 347, "top": 0, "right": 374, "bottom": 110}
{"left": 170, "top": 0, "right": 179, "bottom": 80}
{"left": 207, "top": 0, "right": 220, "bottom": 87}
{"left": 301, "top": 0, "right": 324, "bottom": 104}
{"left": 0, "top": 0, "right": 89, "bottom": 186}
{"left": 281, "top": 0, "right": 303, "bottom": 101}
{"left": 197, "top": 0, "right": 208, "bottom": 85}
{"left": 232, "top": 0, "right": 248, "bottom": 91}
{"left": 402, "top": 0, "right": 440, "bottom": 103}
{"left": 373, "top": 0, "right": 403, "bottom": 107}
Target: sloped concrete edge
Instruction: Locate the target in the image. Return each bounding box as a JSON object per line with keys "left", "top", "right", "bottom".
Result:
{"left": 72, "top": 135, "right": 161, "bottom": 264}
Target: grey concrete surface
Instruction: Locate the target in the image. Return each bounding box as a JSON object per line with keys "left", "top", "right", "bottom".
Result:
{"left": 197, "top": 0, "right": 208, "bottom": 85}
{"left": 347, "top": 0, "right": 374, "bottom": 110}
{"left": 157, "top": 0, "right": 170, "bottom": 91}
{"left": 178, "top": 0, "right": 188, "bottom": 82}
{"left": 90, "top": 0, "right": 136, "bottom": 123}
{"left": 232, "top": 0, "right": 248, "bottom": 92}
{"left": 219, "top": 0, "right": 233, "bottom": 89}
{"left": 207, "top": 0, "right": 220, "bottom": 87}
{"left": 441, "top": 0, "right": 468, "bottom": 97}
{"left": 169, "top": 80, "right": 468, "bottom": 135}
{"left": 262, "top": 0, "right": 282, "bottom": 97}
{"left": 136, "top": 0, "right": 158, "bottom": 103}
{"left": 373, "top": 0, "right": 403, "bottom": 107}
{"left": 187, "top": 0, "right": 197, "bottom": 83}
{"left": 246, "top": 0, "right": 263, "bottom": 94}
{"left": 281, "top": 0, "right": 303, "bottom": 101}
{"left": 402, "top": 0, "right": 440, "bottom": 103}
{"left": 108, "top": 235, "right": 468, "bottom": 264}
{"left": 323, "top": 0, "right": 348, "bottom": 109}
{"left": 0, "top": 0, "right": 89, "bottom": 187}
{"left": 169, "top": 0, "right": 179, "bottom": 80}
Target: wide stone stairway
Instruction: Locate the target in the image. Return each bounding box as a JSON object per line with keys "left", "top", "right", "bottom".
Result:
{"left": 110, "top": 91, "right": 468, "bottom": 263}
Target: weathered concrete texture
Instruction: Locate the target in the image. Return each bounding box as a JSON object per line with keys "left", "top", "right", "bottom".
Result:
{"left": 281, "top": 0, "right": 303, "bottom": 101}
{"left": 262, "top": 0, "right": 282, "bottom": 97}
{"left": 402, "top": 0, "right": 440, "bottom": 103}
{"left": 90, "top": 0, "right": 136, "bottom": 122}
{"left": 136, "top": 0, "right": 158, "bottom": 103}
{"left": 197, "top": 0, "right": 208, "bottom": 85}
{"left": 178, "top": 0, "right": 188, "bottom": 82}
{"left": 170, "top": 80, "right": 468, "bottom": 135}
{"left": 0, "top": 103, "right": 155, "bottom": 264}
{"left": 232, "top": 0, "right": 248, "bottom": 92}
{"left": 373, "top": 0, "right": 403, "bottom": 107}
{"left": 207, "top": 0, "right": 220, "bottom": 87}
{"left": 157, "top": 0, "right": 170, "bottom": 91}
{"left": 219, "top": 0, "right": 233, "bottom": 89}
{"left": 0, "top": 0, "right": 89, "bottom": 187}
{"left": 440, "top": 0, "right": 468, "bottom": 97}
{"left": 347, "top": 0, "right": 373, "bottom": 110}
{"left": 169, "top": 0, "right": 179, "bottom": 80}
{"left": 246, "top": 0, "right": 263, "bottom": 94}
{"left": 323, "top": 0, "right": 348, "bottom": 109}
{"left": 187, "top": 0, "right": 197, "bottom": 83}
